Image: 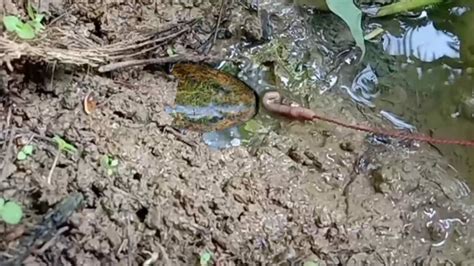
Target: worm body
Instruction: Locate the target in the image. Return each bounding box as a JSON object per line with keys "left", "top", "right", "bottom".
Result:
{"left": 260, "top": 91, "right": 474, "bottom": 147}
{"left": 262, "top": 91, "right": 316, "bottom": 121}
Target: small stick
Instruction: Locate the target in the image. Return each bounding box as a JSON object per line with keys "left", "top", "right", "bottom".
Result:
{"left": 210, "top": 0, "right": 226, "bottom": 54}
{"left": 98, "top": 54, "right": 221, "bottom": 73}
{"left": 46, "top": 150, "right": 60, "bottom": 185}
{"left": 200, "top": 0, "right": 227, "bottom": 54}
{"left": 0, "top": 108, "right": 14, "bottom": 182}
{"left": 106, "top": 25, "right": 192, "bottom": 55}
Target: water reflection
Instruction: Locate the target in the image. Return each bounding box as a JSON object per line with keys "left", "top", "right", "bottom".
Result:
{"left": 382, "top": 11, "right": 460, "bottom": 62}
{"left": 357, "top": 1, "right": 474, "bottom": 188}
{"left": 203, "top": 127, "right": 243, "bottom": 149}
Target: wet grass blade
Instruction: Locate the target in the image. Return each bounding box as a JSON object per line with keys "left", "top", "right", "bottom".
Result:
{"left": 374, "top": 0, "right": 444, "bottom": 17}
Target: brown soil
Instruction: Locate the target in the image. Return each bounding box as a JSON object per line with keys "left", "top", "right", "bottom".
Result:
{"left": 1, "top": 1, "right": 473, "bottom": 265}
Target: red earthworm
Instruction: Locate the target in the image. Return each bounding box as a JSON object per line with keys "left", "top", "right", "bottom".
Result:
{"left": 262, "top": 91, "right": 317, "bottom": 121}
{"left": 262, "top": 91, "right": 474, "bottom": 147}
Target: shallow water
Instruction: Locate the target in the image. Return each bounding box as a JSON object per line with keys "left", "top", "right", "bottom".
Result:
{"left": 357, "top": 1, "right": 474, "bottom": 186}
{"left": 199, "top": 1, "right": 474, "bottom": 189}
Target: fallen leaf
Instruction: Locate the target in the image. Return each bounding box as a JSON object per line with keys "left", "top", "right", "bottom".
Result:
{"left": 326, "top": 0, "right": 366, "bottom": 59}
{"left": 84, "top": 92, "right": 97, "bottom": 114}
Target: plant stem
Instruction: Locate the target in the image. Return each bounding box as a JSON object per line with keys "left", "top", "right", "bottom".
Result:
{"left": 47, "top": 151, "right": 60, "bottom": 185}
{"left": 374, "top": 0, "right": 444, "bottom": 17}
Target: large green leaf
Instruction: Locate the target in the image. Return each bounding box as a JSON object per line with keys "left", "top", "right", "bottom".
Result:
{"left": 326, "top": 0, "right": 366, "bottom": 59}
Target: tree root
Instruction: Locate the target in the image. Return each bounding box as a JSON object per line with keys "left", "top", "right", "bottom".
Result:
{"left": 0, "top": 18, "right": 216, "bottom": 73}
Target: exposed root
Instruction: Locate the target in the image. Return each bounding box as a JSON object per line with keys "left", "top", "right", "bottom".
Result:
{"left": 0, "top": 18, "right": 211, "bottom": 72}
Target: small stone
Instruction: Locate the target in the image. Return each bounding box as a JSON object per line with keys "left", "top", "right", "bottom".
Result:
{"left": 224, "top": 222, "right": 234, "bottom": 234}
{"left": 288, "top": 146, "right": 304, "bottom": 163}
{"left": 340, "top": 142, "right": 355, "bottom": 152}
{"left": 427, "top": 221, "right": 446, "bottom": 243}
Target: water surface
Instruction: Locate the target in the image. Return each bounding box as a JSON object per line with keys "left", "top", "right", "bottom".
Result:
{"left": 356, "top": 0, "right": 474, "bottom": 186}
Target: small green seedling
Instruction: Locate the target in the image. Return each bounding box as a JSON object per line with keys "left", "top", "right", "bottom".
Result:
{"left": 2, "top": 3, "right": 45, "bottom": 39}
{"left": 199, "top": 251, "right": 213, "bottom": 266}
{"left": 17, "top": 144, "right": 34, "bottom": 161}
{"left": 53, "top": 135, "right": 77, "bottom": 154}
{"left": 166, "top": 47, "right": 177, "bottom": 57}
{"left": 0, "top": 198, "right": 23, "bottom": 225}
{"left": 101, "top": 155, "right": 119, "bottom": 176}
{"left": 303, "top": 261, "right": 319, "bottom": 266}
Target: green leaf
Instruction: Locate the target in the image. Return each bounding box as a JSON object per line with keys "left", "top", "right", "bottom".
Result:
{"left": 0, "top": 198, "right": 5, "bottom": 209}
{"left": 22, "top": 145, "right": 34, "bottom": 155}
{"left": 326, "top": 0, "right": 366, "bottom": 59}
{"left": 101, "top": 155, "right": 109, "bottom": 166}
{"left": 53, "top": 135, "right": 77, "bottom": 154}
{"left": 166, "top": 47, "right": 176, "bottom": 57}
{"left": 17, "top": 151, "right": 28, "bottom": 161}
{"left": 374, "top": 0, "right": 443, "bottom": 18}
{"left": 3, "top": 16, "right": 22, "bottom": 32}
{"left": 31, "top": 14, "right": 45, "bottom": 33}
{"left": 0, "top": 201, "right": 23, "bottom": 224}
{"left": 34, "top": 14, "right": 45, "bottom": 23}
{"left": 16, "top": 23, "right": 36, "bottom": 39}
{"left": 110, "top": 159, "right": 119, "bottom": 167}
{"left": 27, "top": 3, "right": 37, "bottom": 21}
{"left": 200, "top": 251, "right": 212, "bottom": 266}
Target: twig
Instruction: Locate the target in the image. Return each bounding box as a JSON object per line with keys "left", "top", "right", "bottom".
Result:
{"left": 46, "top": 150, "right": 60, "bottom": 185}
{"left": 0, "top": 108, "right": 14, "bottom": 182}
{"left": 201, "top": 0, "right": 227, "bottom": 54}
{"left": 49, "top": 61, "right": 56, "bottom": 91}
{"left": 211, "top": 0, "right": 226, "bottom": 53}
{"left": 98, "top": 54, "right": 221, "bottom": 73}
{"left": 106, "top": 25, "right": 192, "bottom": 55}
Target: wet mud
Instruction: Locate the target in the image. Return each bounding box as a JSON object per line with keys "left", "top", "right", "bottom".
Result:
{"left": 1, "top": 1, "right": 473, "bottom": 265}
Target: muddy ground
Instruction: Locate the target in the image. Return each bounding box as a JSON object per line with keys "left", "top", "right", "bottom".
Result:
{"left": 1, "top": 1, "right": 474, "bottom": 265}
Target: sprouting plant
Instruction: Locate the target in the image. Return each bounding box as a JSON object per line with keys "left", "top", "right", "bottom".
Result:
{"left": 0, "top": 198, "right": 23, "bottom": 225}
{"left": 166, "top": 47, "right": 177, "bottom": 57}
{"left": 17, "top": 144, "right": 34, "bottom": 161}
{"left": 53, "top": 135, "right": 77, "bottom": 154}
{"left": 101, "top": 155, "right": 119, "bottom": 176}
{"left": 2, "top": 3, "right": 45, "bottom": 40}
{"left": 47, "top": 136, "right": 77, "bottom": 184}
{"left": 199, "top": 251, "right": 213, "bottom": 266}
